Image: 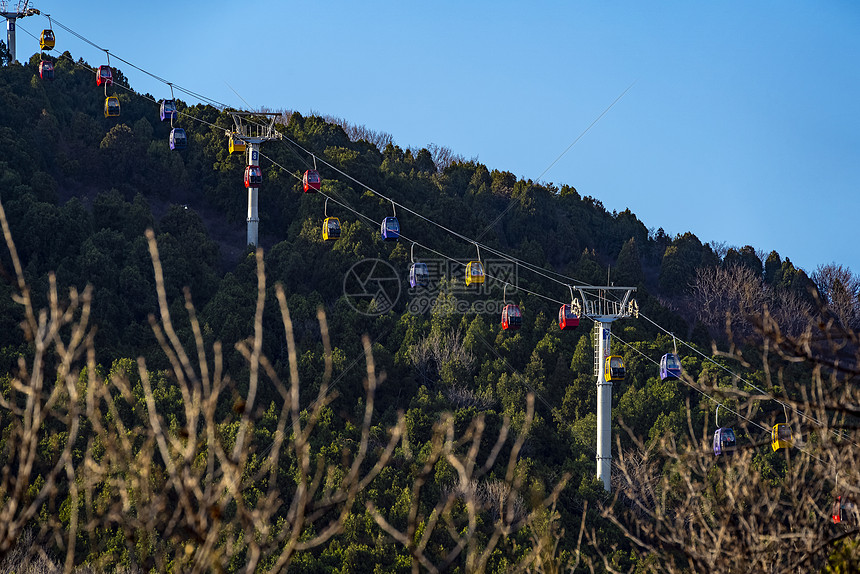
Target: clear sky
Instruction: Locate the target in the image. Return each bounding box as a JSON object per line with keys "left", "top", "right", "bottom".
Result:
{"left": 17, "top": 1, "right": 860, "bottom": 275}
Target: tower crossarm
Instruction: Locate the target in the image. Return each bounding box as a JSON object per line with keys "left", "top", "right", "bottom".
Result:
{"left": 575, "top": 286, "right": 638, "bottom": 321}
{"left": 227, "top": 111, "right": 283, "bottom": 143}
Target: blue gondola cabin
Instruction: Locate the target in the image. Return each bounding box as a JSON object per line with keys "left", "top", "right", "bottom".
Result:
{"left": 160, "top": 100, "right": 177, "bottom": 122}
{"left": 771, "top": 423, "right": 792, "bottom": 451}
{"left": 96, "top": 65, "right": 112, "bottom": 87}
{"left": 502, "top": 304, "right": 522, "bottom": 331}
{"left": 244, "top": 166, "right": 262, "bottom": 188}
{"left": 605, "top": 355, "right": 625, "bottom": 381}
{"left": 381, "top": 217, "right": 399, "bottom": 241}
{"left": 558, "top": 304, "right": 579, "bottom": 330}
{"left": 39, "top": 60, "right": 54, "bottom": 80}
{"left": 303, "top": 169, "right": 321, "bottom": 193}
{"left": 170, "top": 128, "right": 187, "bottom": 150}
{"left": 104, "top": 96, "right": 120, "bottom": 117}
{"left": 410, "top": 262, "right": 429, "bottom": 288}
{"left": 465, "top": 261, "right": 484, "bottom": 286}
{"left": 660, "top": 353, "right": 682, "bottom": 381}
{"left": 713, "top": 427, "right": 737, "bottom": 456}
{"left": 322, "top": 217, "right": 341, "bottom": 241}
{"left": 40, "top": 30, "right": 55, "bottom": 51}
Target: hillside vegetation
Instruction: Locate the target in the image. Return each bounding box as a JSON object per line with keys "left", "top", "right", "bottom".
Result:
{"left": 0, "top": 52, "right": 857, "bottom": 572}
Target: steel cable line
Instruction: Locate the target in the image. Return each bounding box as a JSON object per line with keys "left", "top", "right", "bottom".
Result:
{"left": 272, "top": 131, "right": 605, "bottom": 292}
{"left": 638, "top": 312, "right": 859, "bottom": 448}
{"left": 47, "top": 16, "right": 232, "bottom": 110}
{"left": 259, "top": 149, "right": 798, "bottom": 467}
{"left": 20, "top": 23, "right": 234, "bottom": 139}
{"left": 608, "top": 331, "right": 770, "bottom": 435}
{"left": 259, "top": 151, "right": 567, "bottom": 309}
{"left": 36, "top": 14, "right": 608, "bottom": 300}
{"left": 608, "top": 330, "right": 832, "bottom": 464}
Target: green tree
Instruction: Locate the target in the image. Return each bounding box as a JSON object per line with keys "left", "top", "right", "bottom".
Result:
{"left": 614, "top": 237, "right": 645, "bottom": 286}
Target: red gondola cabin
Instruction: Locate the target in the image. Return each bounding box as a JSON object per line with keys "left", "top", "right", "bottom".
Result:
{"left": 558, "top": 304, "right": 580, "bottom": 330}
{"left": 39, "top": 60, "right": 54, "bottom": 80}
{"left": 96, "top": 65, "right": 113, "bottom": 87}
{"left": 502, "top": 304, "right": 522, "bottom": 331}
{"left": 244, "top": 166, "right": 262, "bottom": 188}
{"left": 303, "top": 169, "right": 321, "bottom": 193}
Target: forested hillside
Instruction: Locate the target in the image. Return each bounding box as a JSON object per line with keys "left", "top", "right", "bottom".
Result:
{"left": 0, "top": 52, "right": 857, "bottom": 572}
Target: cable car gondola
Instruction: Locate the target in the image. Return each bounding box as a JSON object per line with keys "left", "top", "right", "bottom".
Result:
{"left": 244, "top": 166, "right": 262, "bottom": 188}
{"left": 381, "top": 201, "right": 399, "bottom": 241}
{"left": 502, "top": 304, "right": 522, "bottom": 331}
{"left": 558, "top": 287, "right": 580, "bottom": 330}
{"left": 381, "top": 217, "right": 399, "bottom": 241}
{"left": 771, "top": 405, "right": 792, "bottom": 451}
{"left": 660, "top": 352, "right": 682, "bottom": 381}
{"left": 410, "top": 263, "right": 429, "bottom": 288}
{"left": 558, "top": 303, "right": 580, "bottom": 330}
{"left": 96, "top": 65, "right": 112, "bottom": 87}
{"left": 304, "top": 156, "right": 322, "bottom": 192}
{"left": 713, "top": 427, "right": 737, "bottom": 456}
{"left": 465, "top": 261, "right": 484, "bottom": 285}
{"left": 322, "top": 199, "right": 340, "bottom": 241}
{"left": 160, "top": 99, "right": 177, "bottom": 122}
{"left": 409, "top": 243, "right": 429, "bottom": 288}
{"left": 465, "top": 244, "right": 484, "bottom": 286}
{"left": 104, "top": 96, "right": 120, "bottom": 118}
{"left": 39, "top": 60, "right": 54, "bottom": 80}
{"left": 832, "top": 497, "right": 857, "bottom": 525}
{"left": 501, "top": 285, "right": 521, "bottom": 331}
{"left": 303, "top": 169, "right": 321, "bottom": 193}
{"left": 323, "top": 217, "right": 341, "bottom": 241}
{"left": 170, "top": 128, "right": 187, "bottom": 151}
{"left": 713, "top": 405, "right": 736, "bottom": 456}
{"left": 771, "top": 423, "right": 792, "bottom": 451}
{"left": 229, "top": 136, "right": 246, "bottom": 154}
{"left": 833, "top": 496, "right": 844, "bottom": 524}
{"left": 40, "top": 29, "right": 55, "bottom": 51}
{"left": 558, "top": 305, "right": 580, "bottom": 330}
{"left": 605, "top": 355, "right": 625, "bottom": 381}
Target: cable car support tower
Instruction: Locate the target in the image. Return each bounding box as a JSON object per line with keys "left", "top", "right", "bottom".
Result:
{"left": 0, "top": 1, "right": 38, "bottom": 64}
{"left": 227, "top": 111, "right": 281, "bottom": 246}
{"left": 577, "top": 285, "right": 638, "bottom": 492}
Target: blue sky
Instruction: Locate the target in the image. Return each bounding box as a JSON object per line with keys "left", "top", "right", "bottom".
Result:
{"left": 18, "top": 1, "right": 860, "bottom": 275}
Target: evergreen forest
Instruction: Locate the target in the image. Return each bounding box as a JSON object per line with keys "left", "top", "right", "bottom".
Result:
{"left": 0, "top": 50, "right": 858, "bottom": 573}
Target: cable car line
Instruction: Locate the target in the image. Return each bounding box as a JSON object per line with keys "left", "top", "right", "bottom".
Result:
{"left": 609, "top": 329, "right": 830, "bottom": 463}
{"left": 637, "top": 312, "right": 858, "bottom": 449}
{"left": 29, "top": 13, "right": 847, "bottom": 460}
{"left": 609, "top": 331, "right": 770, "bottom": 435}
{"left": 261, "top": 125, "right": 851, "bottom": 452}
{"left": 46, "top": 17, "right": 231, "bottom": 110}
{"left": 273, "top": 130, "right": 606, "bottom": 294}
{"left": 29, "top": 17, "right": 230, "bottom": 112}
{"left": 29, "top": 15, "right": 607, "bottom": 303}
{"left": 260, "top": 151, "right": 569, "bottom": 309}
